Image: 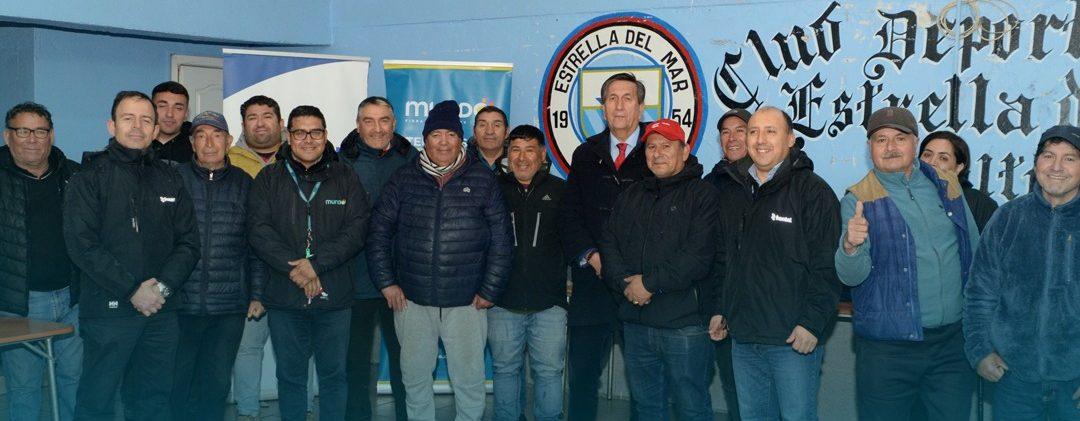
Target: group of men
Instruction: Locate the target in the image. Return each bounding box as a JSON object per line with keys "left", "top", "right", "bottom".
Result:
{"left": 0, "top": 71, "right": 1077, "bottom": 421}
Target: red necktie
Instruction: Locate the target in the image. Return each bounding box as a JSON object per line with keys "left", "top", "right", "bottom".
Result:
{"left": 614, "top": 142, "right": 627, "bottom": 171}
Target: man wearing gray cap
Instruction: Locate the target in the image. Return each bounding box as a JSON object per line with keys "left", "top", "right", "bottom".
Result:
{"left": 835, "top": 107, "right": 979, "bottom": 421}
{"left": 171, "top": 111, "right": 266, "bottom": 421}
{"left": 964, "top": 125, "right": 1080, "bottom": 420}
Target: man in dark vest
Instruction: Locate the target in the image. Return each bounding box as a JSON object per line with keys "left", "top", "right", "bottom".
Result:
{"left": 835, "top": 107, "right": 979, "bottom": 421}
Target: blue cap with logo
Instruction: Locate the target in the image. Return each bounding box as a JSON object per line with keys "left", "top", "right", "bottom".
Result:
{"left": 191, "top": 110, "right": 229, "bottom": 133}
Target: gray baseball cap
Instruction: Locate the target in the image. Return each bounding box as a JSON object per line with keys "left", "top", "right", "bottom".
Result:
{"left": 866, "top": 107, "right": 918, "bottom": 137}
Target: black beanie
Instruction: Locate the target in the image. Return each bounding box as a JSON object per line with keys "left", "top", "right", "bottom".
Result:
{"left": 422, "top": 100, "right": 464, "bottom": 139}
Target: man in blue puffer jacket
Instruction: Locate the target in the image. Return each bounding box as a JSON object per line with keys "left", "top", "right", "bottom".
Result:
{"left": 367, "top": 99, "right": 513, "bottom": 421}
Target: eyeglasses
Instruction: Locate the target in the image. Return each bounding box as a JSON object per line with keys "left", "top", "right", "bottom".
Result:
{"left": 289, "top": 128, "right": 327, "bottom": 140}
{"left": 6, "top": 126, "right": 51, "bottom": 139}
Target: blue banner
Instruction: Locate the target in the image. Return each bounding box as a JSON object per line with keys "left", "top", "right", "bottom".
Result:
{"left": 384, "top": 60, "right": 514, "bottom": 148}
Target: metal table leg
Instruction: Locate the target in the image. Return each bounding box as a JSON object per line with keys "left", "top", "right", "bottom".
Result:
{"left": 21, "top": 338, "right": 60, "bottom": 421}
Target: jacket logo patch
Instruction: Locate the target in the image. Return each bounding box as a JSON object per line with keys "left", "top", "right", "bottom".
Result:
{"left": 325, "top": 199, "right": 347, "bottom": 206}
{"left": 463, "top": 187, "right": 471, "bottom": 193}
{"left": 542, "top": 194, "right": 552, "bottom": 201}
{"left": 108, "top": 300, "right": 119, "bottom": 309}
{"left": 770, "top": 213, "right": 793, "bottom": 223}
{"left": 159, "top": 196, "right": 176, "bottom": 203}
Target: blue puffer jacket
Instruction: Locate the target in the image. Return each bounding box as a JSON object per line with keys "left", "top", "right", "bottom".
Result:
{"left": 964, "top": 185, "right": 1080, "bottom": 382}
{"left": 177, "top": 160, "right": 267, "bottom": 315}
{"left": 367, "top": 154, "right": 513, "bottom": 307}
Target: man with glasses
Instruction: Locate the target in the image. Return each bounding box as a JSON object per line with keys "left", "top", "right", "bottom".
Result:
{"left": 247, "top": 105, "right": 370, "bottom": 421}
{"left": 835, "top": 107, "right": 979, "bottom": 421}
{"left": 0, "top": 102, "right": 83, "bottom": 421}
{"left": 65, "top": 91, "right": 200, "bottom": 421}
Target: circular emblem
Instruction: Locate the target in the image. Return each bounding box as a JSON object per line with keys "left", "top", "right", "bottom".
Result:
{"left": 539, "top": 13, "right": 707, "bottom": 175}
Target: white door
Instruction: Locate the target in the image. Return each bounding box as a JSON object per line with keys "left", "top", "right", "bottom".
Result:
{"left": 171, "top": 55, "right": 223, "bottom": 115}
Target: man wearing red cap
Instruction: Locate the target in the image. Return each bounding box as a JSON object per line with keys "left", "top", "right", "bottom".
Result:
{"left": 713, "top": 106, "right": 841, "bottom": 420}
{"left": 598, "top": 118, "right": 722, "bottom": 421}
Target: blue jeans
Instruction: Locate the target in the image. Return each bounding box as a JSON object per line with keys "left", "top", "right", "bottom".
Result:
{"left": 732, "top": 338, "right": 822, "bottom": 421}
{"left": 994, "top": 373, "right": 1080, "bottom": 420}
{"left": 232, "top": 314, "right": 317, "bottom": 416}
{"left": 488, "top": 306, "right": 567, "bottom": 421}
{"left": 0, "top": 287, "right": 82, "bottom": 421}
{"left": 267, "top": 308, "right": 351, "bottom": 421}
{"left": 622, "top": 322, "right": 714, "bottom": 421}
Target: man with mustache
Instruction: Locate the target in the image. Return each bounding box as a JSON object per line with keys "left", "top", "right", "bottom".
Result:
{"left": 835, "top": 107, "right": 980, "bottom": 421}
{"left": 65, "top": 91, "right": 200, "bottom": 421}
{"left": 0, "top": 102, "right": 83, "bottom": 421}
{"left": 150, "top": 81, "right": 193, "bottom": 163}
{"left": 468, "top": 105, "right": 510, "bottom": 175}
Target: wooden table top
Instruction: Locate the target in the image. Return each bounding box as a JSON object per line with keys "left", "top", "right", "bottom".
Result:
{"left": 0, "top": 317, "right": 74, "bottom": 346}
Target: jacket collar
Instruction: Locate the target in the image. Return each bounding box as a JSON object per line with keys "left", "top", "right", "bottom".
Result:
{"left": 188, "top": 157, "right": 233, "bottom": 180}
{"left": 281, "top": 142, "right": 337, "bottom": 182}
{"left": 340, "top": 130, "right": 414, "bottom": 161}
{"left": 1032, "top": 182, "right": 1080, "bottom": 213}
{"left": 107, "top": 138, "right": 155, "bottom": 165}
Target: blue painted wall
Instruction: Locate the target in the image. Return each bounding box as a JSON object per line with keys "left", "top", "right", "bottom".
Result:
{"left": 0, "top": 0, "right": 330, "bottom": 45}
{"left": 0, "top": 27, "right": 35, "bottom": 123}
{"left": 30, "top": 28, "right": 223, "bottom": 157}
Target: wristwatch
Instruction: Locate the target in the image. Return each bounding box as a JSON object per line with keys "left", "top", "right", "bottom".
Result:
{"left": 157, "top": 282, "right": 172, "bottom": 298}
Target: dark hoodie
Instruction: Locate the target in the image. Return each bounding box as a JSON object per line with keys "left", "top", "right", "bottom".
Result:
{"left": 247, "top": 142, "right": 370, "bottom": 310}
{"left": 713, "top": 149, "right": 842, "bottom": 345}
{"left": 598, "top": 156, "right": 724, "bottom": 329}
{"left": 0, "top": 146, "right": 80, "bottom": 315}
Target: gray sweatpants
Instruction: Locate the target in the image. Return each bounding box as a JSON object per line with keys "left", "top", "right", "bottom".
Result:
{"left": 394, "top": 300, "right": 488, "bottom": 421}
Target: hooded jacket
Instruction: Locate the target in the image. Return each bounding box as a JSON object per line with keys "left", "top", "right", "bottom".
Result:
{"left": 964, "top": 185, "right": 1080, "bottom": 382}
{"left": 247, "top": 143, "right": 370, "bottom": 311}
{"left": 0, "top": 146, "right": 80, "bottom": 316}
{"left": 339, "top": 130, "right": 419, "bottom": 299}
{"left": 177, "top": 159, "right": 267, "bottom": 315}
{"left": 714, "top": 150, "right": 843, "bottom": 344}
{"left": 496, "top": 170, "right": 568, "bottom": 312}
{"left": 228, "top": 133, "right": 284, "bottom": 179}
{"left": 64, "top": 140, "right": 200, "bottom": 318}
{"left": 599, "top": 157, "right": 722, "bottom": 328}
{"left": 558, "top": 123, "right": 649, "bottom": 326}
{"left": 367, "top": 154, "right": 513, "bottom": 307}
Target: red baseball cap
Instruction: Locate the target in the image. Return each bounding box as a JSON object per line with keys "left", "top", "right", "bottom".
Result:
{"left": 642, "top": 119, "right": 686, "bottom": 143}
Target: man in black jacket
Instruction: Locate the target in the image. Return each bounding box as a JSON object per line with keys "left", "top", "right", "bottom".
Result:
{"left": 702, "top": 107, "right": 751, "bottom": 421}
{"left": 558, "top": 72, "right": 649, "bottom": 421}
{"left": 65, "top": 91, "right": 200, "bottom": 421}
{"left": 367, "top": 100, "right": 512, "bottom": 421}
{"left": 247, "top": 105, "right": 370, "bottom": 421}
{"left": 713, "top": 107, "right": 841, "bottom": 421}
{"left": 0, "top": 102, "right": 82, "bottom": 421}
{"left": 490, "top": 124, "right": 568, "bottom": 421}
{"left": 150, "top": 81, "right": 193, "bottom": 163}
{"left": 171, "top": 111, "right": 266, "bottom": 421}
{"left": 599, "top": 119, "right": 721, "bottom": 421}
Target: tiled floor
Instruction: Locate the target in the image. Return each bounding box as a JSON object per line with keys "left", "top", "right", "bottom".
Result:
{"left": 2, "top": 391, "right": 732, "bottom": 420}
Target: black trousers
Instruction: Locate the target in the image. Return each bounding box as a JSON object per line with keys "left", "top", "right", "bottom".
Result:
{"left": 75, "top": 312, "right": 179, "bottom": 421}
{"left": 171, "top": 313, "right": 245, "bottom": 421}
{"left": 345, "top": 297, "right": 407, "bottom": 421}
{"left": 714, "top": 337, "right": 742, "bottom": 421}
{"left": 855, "top": 322, "right": 975, "bottom": 421}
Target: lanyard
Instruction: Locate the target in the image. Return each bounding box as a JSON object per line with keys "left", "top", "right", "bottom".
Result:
{"left": 285, "top": 162, "right": 322, "bottom": 259}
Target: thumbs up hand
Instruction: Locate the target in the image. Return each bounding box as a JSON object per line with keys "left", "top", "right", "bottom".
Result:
{"left": 843, "top": 201, "right": 869, "bottom": 255}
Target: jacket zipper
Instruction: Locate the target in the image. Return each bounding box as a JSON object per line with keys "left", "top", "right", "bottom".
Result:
{"left": 201, "top": 170, "right": 214, "bottom": 314}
